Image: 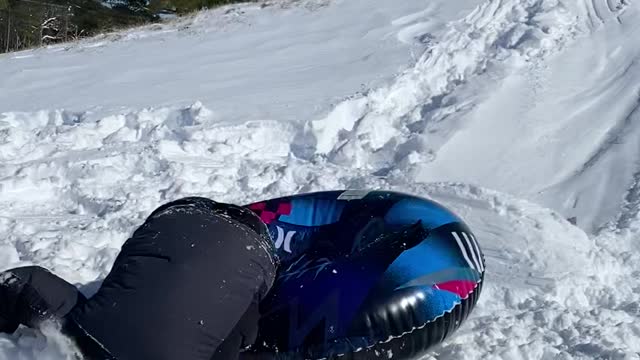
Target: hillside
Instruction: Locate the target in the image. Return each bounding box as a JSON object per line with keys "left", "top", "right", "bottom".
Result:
{"left": 0, "top": 0, "right": 639, "bottom": 359}
{"left": 0, "top": 0, "right": 247, "bottom": 53}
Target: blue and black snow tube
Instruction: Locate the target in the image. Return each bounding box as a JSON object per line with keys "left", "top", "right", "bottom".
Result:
{"left": 243, "top": 190, "right": 485, "bottom": 359}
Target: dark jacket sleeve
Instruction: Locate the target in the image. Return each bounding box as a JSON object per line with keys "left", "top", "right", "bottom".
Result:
{"left": 0, "top": 266, "right": 85, "bottom": 333}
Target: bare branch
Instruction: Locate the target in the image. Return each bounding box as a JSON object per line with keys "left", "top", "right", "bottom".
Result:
{"left": 42, "top": 17, "right": 58, "bottom": 27}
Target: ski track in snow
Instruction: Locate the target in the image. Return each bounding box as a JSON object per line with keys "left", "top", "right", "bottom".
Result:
{"left": 306, "top": 0, "right": 582, "bottom": 167}
{"left": 1, "top": 0, "right": 640, "bottom": 359}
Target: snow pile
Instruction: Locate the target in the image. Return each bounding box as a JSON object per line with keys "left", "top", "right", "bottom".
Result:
{"left": 0, "top": 323, "right": 82, "bottom": 360}
{"left": 1, "top": 0, "right": 640, "bottom": 359}
{"left": 307, "top": 0, "right": 580, "bottom": 169}
{"left": 1, "top": 101, "right": 639, "bottom": 359}
{"left": 424, "top": 184, "right": 640, "bottom": 359}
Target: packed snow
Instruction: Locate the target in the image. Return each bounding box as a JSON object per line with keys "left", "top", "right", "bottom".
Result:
{"left": 0, "top": 0, "right": 639, "bottom": 359}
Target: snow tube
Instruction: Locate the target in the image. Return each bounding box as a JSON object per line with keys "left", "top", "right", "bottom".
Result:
{"left": 243, "top": 190, "right": 485, "bottom": 359}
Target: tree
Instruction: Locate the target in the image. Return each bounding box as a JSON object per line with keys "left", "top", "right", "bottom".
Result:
{"left": 0, "top": 0, "right": 245, "bottom": 54}
{"left": 127, "top": 0, "right": 149, "bottom": 13}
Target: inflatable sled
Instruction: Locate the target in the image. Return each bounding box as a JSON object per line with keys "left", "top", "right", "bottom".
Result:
{"left": 243, "top": 190, "right": 485, "bottom": 359}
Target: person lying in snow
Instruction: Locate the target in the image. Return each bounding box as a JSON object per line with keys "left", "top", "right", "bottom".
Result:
{"left": 0, "top": 197, "right": 278, "bottom": 360}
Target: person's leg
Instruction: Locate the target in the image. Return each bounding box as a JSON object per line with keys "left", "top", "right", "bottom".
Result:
{"left": 210, "top": 297, "right": 261, "bottom": 360}
{"left": 69, "top": 197, "right": 277, "bottom": 360}
{"left": 0, "top": 266, "right": 84, "bottom": 333}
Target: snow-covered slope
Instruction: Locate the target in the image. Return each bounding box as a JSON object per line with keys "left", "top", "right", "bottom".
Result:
{"left": 1, "top": 0, "right": 639, "bottom": 359}
{"left": 0, "top": 0, "right": 480, "bottom": 122}
{"left": 417, "top": 0, "right": 640, "bottom": 234}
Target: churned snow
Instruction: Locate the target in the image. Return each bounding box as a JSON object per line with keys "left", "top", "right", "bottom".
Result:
{"left": 0, "top": 0, "right": 639, "bottom": 359}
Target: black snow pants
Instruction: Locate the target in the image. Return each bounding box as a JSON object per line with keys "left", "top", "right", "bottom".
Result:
{"left": 0, "top": 197, "right": 278, "bottom": 360}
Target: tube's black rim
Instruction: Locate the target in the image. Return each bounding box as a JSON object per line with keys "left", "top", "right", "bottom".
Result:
{"left": 246, "top": 274, "right": 484, "bottom": 360}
